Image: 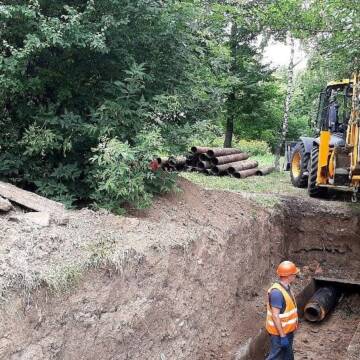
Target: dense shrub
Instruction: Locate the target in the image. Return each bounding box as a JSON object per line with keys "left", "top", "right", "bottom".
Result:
{"left": 0, "top": 1, "right": 310, "bottom": 211}
{"left": 161, "top": 121, "right": 224, "bottom": 154}
{"left": 90, "top": 130, "right": 176, "bottom": 214}
{"left": 0, "top": 1, "right": 224, "bottom": 209}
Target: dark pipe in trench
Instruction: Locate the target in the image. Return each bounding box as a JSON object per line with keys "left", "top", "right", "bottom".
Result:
{"left": 304, "top": 286, "right": 342, "bottom": 322}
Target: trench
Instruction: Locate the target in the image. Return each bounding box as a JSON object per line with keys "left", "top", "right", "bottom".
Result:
{"left": 0, "top": 188, "right": 360, "bottom": 360}
{"left": 236, "top": 198, "right": 360, "bottom": 360}
{"left": 236, "top": 280, "right": 360, "bottom": 360}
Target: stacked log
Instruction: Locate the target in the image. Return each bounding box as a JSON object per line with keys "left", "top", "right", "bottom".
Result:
{"left": 153, "top": 146, "right": 275, "bottom": 179}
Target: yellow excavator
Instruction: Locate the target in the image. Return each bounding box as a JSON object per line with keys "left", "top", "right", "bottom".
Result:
{"left": 290, "top": 73, "right": 360, "bottom": 200}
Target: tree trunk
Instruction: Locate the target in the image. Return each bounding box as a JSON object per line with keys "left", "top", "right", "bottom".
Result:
{"left": 274, "top": 36, "right": 295, "bottom": 171}
{"left": 224, "top": 92, "right": 235, "bottom": 148}
{"left": 223, "top": 21, "right": 238, "bottom": 148}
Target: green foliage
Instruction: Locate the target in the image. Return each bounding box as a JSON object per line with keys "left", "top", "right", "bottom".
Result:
{"left": 236, "top": 139, "right": 271, "bottom": 156}
{"left": 0, "top": 0, "right": 357, "bottom": 211}
{"left": 161, "top": 121, "right": 224, "bottom": 154}
{"left": 90, "top": 130, "right": 176, "bottom": 213}
{"left": 21, "top": 126, "right": 63, "bottom": 156}
{"left": 232, "top": 69, "right": 283, "bottom": 147}
{"left": 251, "top": 154, "right": 278, "bottom": 168}
{"left": 302, "top": 2, "right": 360, "bottom": 76}
{"left": 0, "top": 0, "right": 225, "bottom": 208}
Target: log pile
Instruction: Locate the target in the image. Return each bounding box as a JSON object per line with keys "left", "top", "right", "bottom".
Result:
{"left": 154, "top": 146, "right": 275, "bottom": 179}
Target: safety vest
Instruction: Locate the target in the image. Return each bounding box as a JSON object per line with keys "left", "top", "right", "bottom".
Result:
{"left": 266, "top": 283, "right": 298, "bottom": 335}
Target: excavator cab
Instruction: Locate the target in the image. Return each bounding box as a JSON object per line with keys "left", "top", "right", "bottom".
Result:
{"left": 290, "top": 73, "right": 360, "bottom": 199}
{"left": 316, "top": 82, "right": 352, "bottom": 135}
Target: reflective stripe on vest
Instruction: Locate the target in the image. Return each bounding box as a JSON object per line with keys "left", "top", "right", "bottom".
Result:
{"left": 265, "top": 283, "right": 298, "bottom": 335}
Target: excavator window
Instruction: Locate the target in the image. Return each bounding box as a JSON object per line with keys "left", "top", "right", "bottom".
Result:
{"left": 316, "top": 84, "right": 352, "bottom": 135}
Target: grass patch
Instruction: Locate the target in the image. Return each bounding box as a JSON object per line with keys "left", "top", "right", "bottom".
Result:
{"left": 42, "top": 238, "right": 145, "bottom": 295}
{"left": 182, "top": 171, "right": 303, "bottom": 196}
{"left": 45, "top": 262, "right": 85, "bottom": 293}
{"left": 181, "top": 154, "right": 305, "bottom": 197}
{"left": 0, "top": 233, "right": 147, "bottom": 303}
{"left": 249, "top": 194, "right": 283, "bottom": 208}
{"left": 252, "top": 153, "right": 277, "bottom": 167}
{"left": 43, "top": 240, "right": 115, "bottom": 294}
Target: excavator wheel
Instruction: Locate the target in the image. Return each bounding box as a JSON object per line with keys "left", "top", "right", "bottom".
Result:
{"left": 308, "top": 144, "right": 327, "bottom": 198}
{"left": 290, "top": 142, "right": 309, "bottom": 188}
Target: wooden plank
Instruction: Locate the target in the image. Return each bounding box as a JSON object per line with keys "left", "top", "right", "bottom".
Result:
{"left": 0, "top": 181, "right": 65, "bottom": 213}
{"left": 314, "top": 276, "right": 360, "bottom": 287}
{"left": 347, "top": 321, "right": 360, "bottom": 360}
{"left": 0, "top": 196, "right": 12, "bottom": 212}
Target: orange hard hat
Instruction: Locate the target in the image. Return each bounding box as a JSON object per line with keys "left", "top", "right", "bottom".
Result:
{"left": 276, "top": 261, "right": 300, "bottom": 277}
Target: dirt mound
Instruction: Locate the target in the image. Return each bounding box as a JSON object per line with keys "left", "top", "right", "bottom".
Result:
{"left": 0, "top": 179, "right": 251, "bottom": 297}
{"left": 133, "top": 178, "right": 257, "bottom": 228}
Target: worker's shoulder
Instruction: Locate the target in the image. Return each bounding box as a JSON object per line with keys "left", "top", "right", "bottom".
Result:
{"left": 269, "top": 288, "right": 283, "bottom": 295}
{"left": 269, "top": 288, "right": 285, "bottom": 301}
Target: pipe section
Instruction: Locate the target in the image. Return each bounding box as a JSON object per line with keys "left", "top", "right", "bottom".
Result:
{"left": 198, "top": 161, "right": 211, "bottom": 169}
{"left": 211, "top": 153, "right": 249, "bottom": 165}
{"left": 207, "top": 148, "right": 242, "bottom": 158}
{"left": 256, "top": 166, "right": 275, "bottom": 176}
{"left": 227, "top": 160, "right": 258, "bottom": 174}
{"left": 191, "top": 146, "right": 211, "bottom": 154}
{"left": 199, "top": 153, "right": 210, "bottom": 161}
{"left": 304, "top": 286, "right": 341, "bottom": 322}
{"left": 212, "top": 160, "right": 258, "bottom": 174}
{"left": 156, "top": 146, "right": 273, "bottom": 180}
{"left": 233, "top": 168, "right": 258, "bottom": 179}
{"left": 169, "top": 156, "right": 186, "bottom": 166}
{"left": 156, "top": 157, "right": 168, "bottom": 165}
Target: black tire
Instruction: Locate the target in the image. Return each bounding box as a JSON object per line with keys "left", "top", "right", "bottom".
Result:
{"left": 290, "top": 142, "right": 310, "bottom": 188}
{"left": 308, "top": 145, "right": 327, "bottom": 197}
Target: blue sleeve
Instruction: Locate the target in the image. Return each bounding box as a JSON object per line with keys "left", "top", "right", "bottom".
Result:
{"left": 269, "top": 289, "right": 285, "bottom": 310}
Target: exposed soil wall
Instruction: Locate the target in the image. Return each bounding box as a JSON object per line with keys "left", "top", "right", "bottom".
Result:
{"left": 0, "top": 180, "right": 281, "bottom": 360}
{"left": 0, "top": 181, "right": 359, "bottom": 359}
{"left": 280, "top": 198, "right": 360, "bottom": 281}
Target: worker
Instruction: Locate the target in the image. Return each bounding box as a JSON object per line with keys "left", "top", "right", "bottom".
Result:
{"left": 265, "top": 261, "right": 300, "bottom": 360}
